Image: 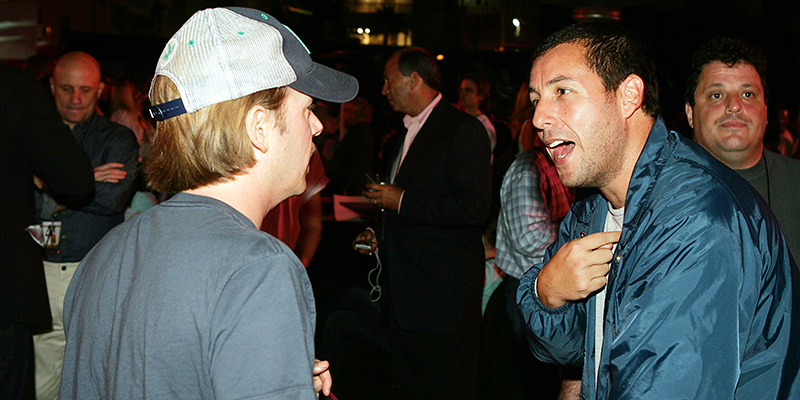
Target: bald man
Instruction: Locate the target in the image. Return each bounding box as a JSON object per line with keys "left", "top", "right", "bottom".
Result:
{"left": 33, "top": 51, "right": 138, "bottom": 400}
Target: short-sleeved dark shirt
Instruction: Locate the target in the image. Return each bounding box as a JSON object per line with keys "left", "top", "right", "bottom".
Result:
{"left": 61, "top": 193, "right": 317, "bottom": 399}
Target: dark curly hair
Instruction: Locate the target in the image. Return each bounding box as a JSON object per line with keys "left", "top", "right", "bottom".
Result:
{"left": 685, "top": 37, "right": 767, "bottom": 106}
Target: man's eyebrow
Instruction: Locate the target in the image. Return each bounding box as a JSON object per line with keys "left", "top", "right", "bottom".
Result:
{"left": 702, "top": 82, "right": 725, "bottom": 90}
{"left": 547, "top": 75, "right": 571, "bottom": 86}
{"left": 529, "top": 75, "right": 572, "bottom": 97}
{"left": 702, "top": 82, "right": 759, "bottom": 90}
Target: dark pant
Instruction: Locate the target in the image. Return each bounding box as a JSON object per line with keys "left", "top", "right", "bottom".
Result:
{"left": 387, "top": 310, "right": 480, "bottom": 400}
{"left": 0, "top": 321, "right": 35, "bottom": 400}
{"left": 477, "top": 276, "right": 561, "bottom": 400}
{"left": 504, "top": 276, "right": 525, "bottom": 343}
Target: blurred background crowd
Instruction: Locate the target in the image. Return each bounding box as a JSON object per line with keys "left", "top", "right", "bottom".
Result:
{"left": 3, "top": 1, "right": 800, "bottom": 399}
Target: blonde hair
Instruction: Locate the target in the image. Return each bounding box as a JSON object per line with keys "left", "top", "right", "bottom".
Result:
{"left": 145, "top": 76, "right": 287, "bottom": 193}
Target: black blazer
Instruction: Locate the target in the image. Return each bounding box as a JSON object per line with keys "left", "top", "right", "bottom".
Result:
{"left": 382, "top": 100, "right": 492, "bottom": 332}
{"left": 0, "top": 64, "right": 94, "bottom": 325}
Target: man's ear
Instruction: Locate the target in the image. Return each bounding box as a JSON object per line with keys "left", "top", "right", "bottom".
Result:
{"left": 619, "top": 74, "right": 644, "bottom": 119}
{"left": 96, "top": 82, "right": 105, "bottom": 101}
{"left": 409, "top": 71, "right": 422, "bottom": 91}
{"left": 684, "top": 102, "right": 695, "bottom": 129}
{"left": 49, "top": 76, "right": 56, "bottom": 96}
{"left": 246, "top": 105, "right": 270, "bottom": 154}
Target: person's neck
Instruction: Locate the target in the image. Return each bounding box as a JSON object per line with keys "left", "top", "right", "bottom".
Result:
{"left": 460, "top": 105, "right": 480, "bottom": 117}
{"left": 600, "top": 181, "right": 628, "bottom": 210}
{"left": 599, "top": 116, "right": 654, "bottom": 210}
{"left": 407, "top": 90, "right": 439, "bottom": 117}
{"left": 185, "top": 172, "right": 283, "bottom": 228}
{"left": 64, "top": 112, "right": 96, "bottom": 130}
{"left": 724, "top": 146, "right": 764, "bottom": 170}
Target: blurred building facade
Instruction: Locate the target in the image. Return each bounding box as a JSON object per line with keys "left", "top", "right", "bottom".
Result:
{"left": 1, "top": 0, "right": 545, "bottom": 61}
{"left": 3, "top": 0, "right": 800, "bottom": 136}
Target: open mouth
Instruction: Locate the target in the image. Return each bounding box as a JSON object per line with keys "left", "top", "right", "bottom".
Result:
{"left": 547, "top": 140, "right": 575, "bottom": 161}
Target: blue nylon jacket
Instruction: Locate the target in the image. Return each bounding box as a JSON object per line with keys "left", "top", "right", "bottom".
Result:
{"left": 518, "top": 117, "right": 800, "bottom": 399}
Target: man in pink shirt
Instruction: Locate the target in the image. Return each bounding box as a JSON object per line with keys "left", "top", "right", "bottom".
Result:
{"left": 356, "top": 47, "right": 492, "bottom": 399}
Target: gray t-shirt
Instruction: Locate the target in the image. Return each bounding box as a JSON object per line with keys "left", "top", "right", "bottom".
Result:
{"left": 736, "top": 150, "right": 800, "bottom": 262}
{"left": 60, "top": 193, "right": 317, "bottom": 399}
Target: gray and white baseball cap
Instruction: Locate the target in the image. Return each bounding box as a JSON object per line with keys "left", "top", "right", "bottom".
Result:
{"left": 149, "top": 7, "right": 358, "bottom": 121}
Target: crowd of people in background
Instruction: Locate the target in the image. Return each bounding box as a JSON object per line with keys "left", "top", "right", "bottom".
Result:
{"left": 17, "top": 39, "right": 800, "bottom": 210}
{"left": 1, "top": 7, "right": 799, "bottom": 400}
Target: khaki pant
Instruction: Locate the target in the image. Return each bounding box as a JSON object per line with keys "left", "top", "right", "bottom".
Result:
{"left": 33, "top": 261, "right": 79, "bottom": 400}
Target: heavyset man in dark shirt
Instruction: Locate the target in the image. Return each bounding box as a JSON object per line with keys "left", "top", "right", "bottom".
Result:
{"left": 33, "top": 51, "right": 138, "bottom": 399}
{"left": 684, "top": 37, "right": 800, "bottom": 261}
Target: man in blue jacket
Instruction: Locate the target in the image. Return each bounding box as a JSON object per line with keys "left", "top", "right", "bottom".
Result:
{"left": 518, "top": 22, "right": 799, "bottom": 399}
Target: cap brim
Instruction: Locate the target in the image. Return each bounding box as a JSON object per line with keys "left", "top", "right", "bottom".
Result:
{"left": 289, "top": 62, "right": 358, "bottom": 103}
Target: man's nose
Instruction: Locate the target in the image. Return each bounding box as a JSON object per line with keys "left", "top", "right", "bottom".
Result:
{"left": 310, "top": 112, "right": 323, "bottom": 137}
{"left": 725, "top": 95, "right": 743, "bottom": 114}
{"left": 532, "top": 100, "right": 554, "bottom": 130}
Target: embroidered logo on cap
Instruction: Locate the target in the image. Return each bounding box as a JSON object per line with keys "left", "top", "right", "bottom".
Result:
{"left": 160, "top": 38, "right": 179, "bottom": 66}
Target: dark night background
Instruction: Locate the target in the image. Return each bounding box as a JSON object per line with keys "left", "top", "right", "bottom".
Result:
{"left": 4, "top": 2, "right": 798, "bottom": 398}
{"left": 4, "top": 0, "right": 799, "bottom": 140}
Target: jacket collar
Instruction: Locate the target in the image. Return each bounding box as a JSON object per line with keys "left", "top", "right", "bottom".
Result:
{"left": 623, "top": 116, "right": 673, "bottom": 236}
{"left": 573, "top": 116, "right": 674, "bottom": 238}
{"left": 393, "top": 100, "right": 450, "bottom": 183}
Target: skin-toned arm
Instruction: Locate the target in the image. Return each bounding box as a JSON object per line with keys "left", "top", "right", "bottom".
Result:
{"left": 536, "top": 231, "right": 621, "bottom": 308}
{"left": 79, "top": 127, "right": 139, "bottom": 215}
{"left": 93, "top": 162, "right": 128, "bottom": 183}
{"left": 294, "top": 192, "right": 323, "bottom": 268}
{"left": 558, "top": 379, "right": 582, "bottom": 400}
{"left": 557, "top": 365, "right": 583, "bottom": 400}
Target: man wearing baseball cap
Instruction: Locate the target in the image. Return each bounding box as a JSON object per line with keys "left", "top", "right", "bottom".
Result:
{"left": 59, "top": 7, "right": 357, "bottom": 399}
